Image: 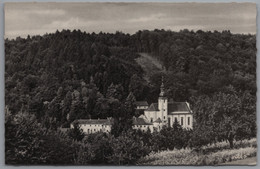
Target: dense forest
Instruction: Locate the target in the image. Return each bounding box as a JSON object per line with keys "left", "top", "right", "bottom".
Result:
{"left": 5, "top": 29, "right": 256, "bottom": 164}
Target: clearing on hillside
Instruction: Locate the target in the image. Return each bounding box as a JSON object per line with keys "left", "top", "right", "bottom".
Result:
{"left": 135, "top": 53, "right": 165, "bottom": 83}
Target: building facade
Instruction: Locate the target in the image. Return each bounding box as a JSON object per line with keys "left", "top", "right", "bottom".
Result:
{"left": 70, "top": 118, "right": 113, "bottom": 134}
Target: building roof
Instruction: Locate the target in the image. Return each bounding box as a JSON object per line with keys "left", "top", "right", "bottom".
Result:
{"left": 133, "top": 117, "right": 153, "bottom": 125}
{"left": 168, "top": 102, "right": 191, "bottom": 113}
{"left": 146, "top": 103, "right": 159, "bottom": 111}
{"left": 145, "top": 102, "right": 192, "bottom": 114}
{"left": 72, "top": 118, "right": 113, "bottom": 125}
{"left": 154, "top": 118, "right": 162, "bottom": 123}
{"left": 135, "top": 101, "right": 149, "bottom": 106}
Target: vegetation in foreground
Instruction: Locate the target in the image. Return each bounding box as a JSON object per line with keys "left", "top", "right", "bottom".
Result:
{"left": 138, "top": 138, "right": 257, "bottom": 165}
{"left": 5, "top": 107, "right": 257, "bottom": 165}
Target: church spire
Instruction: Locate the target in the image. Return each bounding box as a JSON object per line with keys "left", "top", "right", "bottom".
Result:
{"left": 159, "top": 76, "right": 165, "bottom": 97}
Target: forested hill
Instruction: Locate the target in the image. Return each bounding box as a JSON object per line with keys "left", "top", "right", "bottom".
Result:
{"left": 5, "top": 29, "right": 256, "bottom": 128}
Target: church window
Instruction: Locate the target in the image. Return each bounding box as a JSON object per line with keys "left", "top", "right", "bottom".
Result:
{"left": 188, "top": 117, "right": 190, "bottom": 125}
{"left": 181, "top": 117, "right": 183, "bottom": 125}
{"left": 174, "top": 117, "right": 178, "bottom": 123}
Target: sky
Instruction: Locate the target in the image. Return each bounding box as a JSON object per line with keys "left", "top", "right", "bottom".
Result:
{"left": 4, "top": 2, "right": 256, "bottom": 38}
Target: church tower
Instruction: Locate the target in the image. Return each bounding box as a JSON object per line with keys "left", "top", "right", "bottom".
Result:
{"left": 158, "top": 76, "right": 168, "bottom": 124}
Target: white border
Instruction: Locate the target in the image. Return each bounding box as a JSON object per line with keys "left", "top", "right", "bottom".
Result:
{"left": 0, "top": 0, "right": 258, "bottom": 168}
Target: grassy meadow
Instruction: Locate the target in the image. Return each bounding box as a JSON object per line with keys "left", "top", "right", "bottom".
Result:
{"left": 138, "top": 138, "right": 257, "bottom": 165}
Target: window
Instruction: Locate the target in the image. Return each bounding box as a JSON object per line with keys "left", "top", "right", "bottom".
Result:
{"left": 94, "top": 129, "right": 96, "bottom": 131}
{"left": 151, "top": 118, "right": 153, "bottom": 123}
{"left": 164, "top": 116, "right": 165, "bottom": 119}
{"left": 90, "top": 125, "right": 91, "bottom": 127}
{"left": 181, "top": 117, "right": 183, "bottom": 125}
{"left": 174, "top": 117, "right": 178, "bottom": 123}
{"left": 188, "top": 117, "right": 190, "bottom": 125}
{"left": 88, "top": 129, "right": 90, "bottom": 133}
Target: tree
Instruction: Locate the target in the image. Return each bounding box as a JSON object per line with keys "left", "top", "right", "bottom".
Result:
{"left": 108, "top": 131, "right": 149, "bottom": 165}
{"left": 68, "top": 121, "right": 85, "bottom": 141}
{"left": 128, "top": 74, "right": 144, "bottom": 100}
{"left": 124, "top": 92, "right": 136, "bottom": 116}
{"left": 106, "top": 83, "right": 124, "bottom": 101}
{"left": 191, "top": 90, "right": 256, "bottom": 149}
{"left": 5, "top": 109, "right": 81, "bottom": 165}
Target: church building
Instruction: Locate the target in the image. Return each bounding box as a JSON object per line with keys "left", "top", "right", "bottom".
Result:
{"left": 71, "top": 78, "right": 193, "bottom": 134}
{"left": 141, "top": 79, "right": 193, "bottom": 131}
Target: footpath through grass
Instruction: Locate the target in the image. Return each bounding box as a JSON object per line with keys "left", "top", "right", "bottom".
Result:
{"left": 138, "top": 138, "right": 257, "bottom": 166}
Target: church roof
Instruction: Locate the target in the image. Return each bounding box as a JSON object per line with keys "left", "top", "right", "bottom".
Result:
{"left": 135, "top": 101, "right": 149, "bottom": 106}
{"left": 133, "top": 117, "right": 153, "bottom": 125}
{"left": 154, "top": 118, "right": 162, "bottom": 123}
{"left": 168, "top": 102, "right": 191, "bottom": 113}
{"left": 146, "top": 103, "right": 159, "bottom": 111}
{"left": 145, "top": 102, "right": 191, "bottom": 113}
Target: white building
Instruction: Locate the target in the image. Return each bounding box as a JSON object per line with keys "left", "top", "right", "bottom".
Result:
{"left": 132, "top": 115, "right": 154, "bottom": 132}
{"left": 135, "top": 101, "right": 149, "bottom": 110}
{"left": 70, "top": 118, "right": 113, "bottom": 134}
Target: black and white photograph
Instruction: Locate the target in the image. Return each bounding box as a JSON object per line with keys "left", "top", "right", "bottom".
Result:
{"left": 4, "top": 2, "right": 257, "bottom": 165}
